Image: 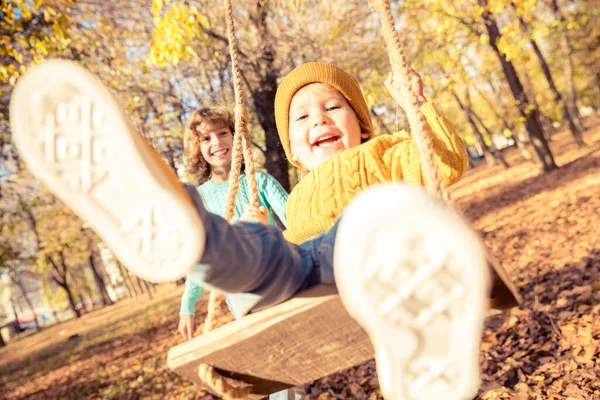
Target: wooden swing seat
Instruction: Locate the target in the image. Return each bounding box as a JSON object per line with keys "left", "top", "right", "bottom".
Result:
{"left": 168, "top": 257, "right": 520, "bottom": 398}
{"left": 168, "top": 285, "right": 367, "bottom": 398}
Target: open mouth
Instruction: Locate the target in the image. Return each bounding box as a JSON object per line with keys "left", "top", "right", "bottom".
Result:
{"left": 211, "top": 148, "right": 229, "bottom": 157}
{"left": 313, "top": 134, "right": 341, "bottom": 148}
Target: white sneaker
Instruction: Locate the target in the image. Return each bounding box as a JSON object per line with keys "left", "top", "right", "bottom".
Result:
{"left": 10, "top": 59, "right": 205, "bottom": 283}
{"left": 334, "top": 183, "right": 489, "bottom": 400}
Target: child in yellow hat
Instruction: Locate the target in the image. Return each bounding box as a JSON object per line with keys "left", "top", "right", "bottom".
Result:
{"left": 273, "top": 62, "right": 467, "bottom": 245}
{"left": 11, "top": 59, "right": 516, "bottom": 400}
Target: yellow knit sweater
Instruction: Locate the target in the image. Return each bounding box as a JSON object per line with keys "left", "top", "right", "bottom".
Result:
{"left": 283, "top": 102, "right": 468, "bottom": 244}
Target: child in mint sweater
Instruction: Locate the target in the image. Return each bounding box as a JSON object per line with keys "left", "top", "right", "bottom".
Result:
{"left": 179, "top": 108, "right": 299, "bottom": 400}
{"left": 178, "top": 107, "right": 288, "bottom": 339}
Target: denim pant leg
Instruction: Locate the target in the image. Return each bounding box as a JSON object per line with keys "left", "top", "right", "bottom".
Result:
{"left": 298, "top": 218, "right": 338, "bottom": 285}
{"left": 265, "top": 227, "right": 336, "bottom": 400}
{"left": 184, "top": 184, "right": 340, "bottom": 317}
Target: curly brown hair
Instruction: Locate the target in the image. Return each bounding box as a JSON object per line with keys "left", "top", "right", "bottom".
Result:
{"left": 184, "top": 107, "right": 241, "bottom": 185}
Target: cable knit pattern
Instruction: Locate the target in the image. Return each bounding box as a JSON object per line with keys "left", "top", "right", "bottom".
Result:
{"left": 180, "top": 171, "right": 288, "bottom": 315}
{"left": 283, "top": 102, "right": 468, "bottom": 245}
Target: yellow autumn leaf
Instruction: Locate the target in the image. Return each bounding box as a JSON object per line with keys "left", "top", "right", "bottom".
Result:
{"left": 184, "top": 46, "right": 198, "bottom": 59}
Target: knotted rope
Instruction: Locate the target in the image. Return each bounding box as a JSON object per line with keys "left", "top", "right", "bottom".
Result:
{"left": 369, "top": 0, "right": 451, "bottom": 203}
{"left": 369, "top": 0, "right": 521, "bottom": 309}
{"left": 197, "top": 0, "right": 258, "bottom": 398}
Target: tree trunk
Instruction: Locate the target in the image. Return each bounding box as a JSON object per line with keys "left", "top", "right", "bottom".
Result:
{"left": 479, "top": 0, "right": 558, "bottom": 172}
{"left": 247, "top": 0, "right": 290, "bottom": 192}
{"left": 10, "top": 297, "right": 23, "bottom": 333}
{"left": 83, "top": 276, "right": 96, "bottom": 309}
{"left": 580, "top": 66, "right": 600, "bottom": 109}
{"left": 514, "top": 134, "right": 534, "bottom": 161}
{"left": 142, "top": 280, "right": 154, "bottom": 300}
{"left": 116, "top": 261, "right": 136, "bottom": 298}
{"left": 511, "top": 1, "right": 584, "bottom": 146}
{"left": 470, "top": 109, "right": 510, "bottom": 168}
{"left": 14, "top": 277, "right": 40, "bottom": 330}
{"left": 464, "top": 88, "right": 510, "bottom": 168}
{"left": 535, "top": 41, "right": 583, "bottom": 144}
{"left": 451, "top": 92, "right": 496, "bottom": 166}
{"left": 562, "top": 39, "right": 583, "bottom": 124}
{"left": 135, "top": 277, "right": 146, "bottom": 298}
{"left": 52, "top": 308, "right": 60, "bottom": 323}
{"left": 475, "top": 85, "right": 534, "bottom": 160}
{"left": 251, "top": 78, "right": 290, "bottom": 191}
{"left": 77, "top": 292, "right": 87, "bottom": 313}
{"left": 130, "top": 276, "right": 141, "bottom": 297}
{"left": 21, "top": 201, "right": 41, "bottom": 251}
{"left": 520, "top": 60, "right": 557, "bottom": 142}
{"left": 539, "top": 113, "right": 555, "bottom": 141}
{"left": 549, "top": 0, "right": 585, "bottom": 129}
{"left": 467, "top": 157, "right": 476, "bottom": 169}
{"left": 89, "top": 253, "right": 113, "bottom": 306}
{"left": 453, "top": 91, "right": 509, "bottom": 168}
{"left": 473, "top": 122, "right": 498, "bottom": 166}
{"left": 49, "top": 254, "right": 81, "bottom": 318}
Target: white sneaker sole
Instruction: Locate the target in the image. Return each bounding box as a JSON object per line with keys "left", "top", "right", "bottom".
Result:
{"left": 334, "top": 184, "right": 489, "bottom": 400}
{"left": 10, "top": 59, "right": 205, "bottom": 283}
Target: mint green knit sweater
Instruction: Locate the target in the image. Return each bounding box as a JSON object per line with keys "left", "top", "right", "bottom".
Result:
{"left": 179, "top": 171, "right": 288, "bottom": 315}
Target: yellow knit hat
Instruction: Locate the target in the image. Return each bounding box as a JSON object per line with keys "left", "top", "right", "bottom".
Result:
{"left": 275, "top": 62, "right": 373, "bottom": 167}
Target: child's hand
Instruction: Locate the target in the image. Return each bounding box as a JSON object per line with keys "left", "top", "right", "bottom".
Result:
{"left": 178, "top": 314, "right": 195, "bottom": 340}
{"left": 384, "top": 67, "right": 427, "bottom": 112}
{"left": 240, "top": 205, "right": 269, "bottom": 224}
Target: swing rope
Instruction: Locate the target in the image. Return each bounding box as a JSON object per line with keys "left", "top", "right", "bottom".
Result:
{"left": 371, "top": 0, "right": 521, "bottom": 309}
{"left": 196, "top": 0, "right": 450, "bottom": 398}
{"left": 369, "top": 0, "right": 450, "bottom": 203}
{"left": 370, "top": 1, "right": 521, "bottom": 309}
{"left": 204, "top": 0, "right": 259, "bottom": 339}
{"left": 222, "top": 3, "right": 259, "bottom": 220}
{"left": 196, "top": 0, "right": 258, "bottom": 398}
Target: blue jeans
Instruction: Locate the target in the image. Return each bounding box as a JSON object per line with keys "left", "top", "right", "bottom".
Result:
{"left": 184, "top": 185, "right": 337, "bottom": 318}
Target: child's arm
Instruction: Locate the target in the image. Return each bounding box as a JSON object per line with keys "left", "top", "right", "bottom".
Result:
{"left": 258, "top": 172, "right": 289, "bottom": 228}
{"left": 178, "top": 278, "right": 204, "bottom": 339}
{"left": 178, "top": 314, "right": 195, "bottom": 340}
{"left": 180, "top": 277, "right": 204, "bottom": 315}
{"left": 383, "top": 71, "right": 468, "bottom": 186}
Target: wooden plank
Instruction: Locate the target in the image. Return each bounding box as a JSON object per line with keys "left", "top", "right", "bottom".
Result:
{"left": 487, "top": 250, "right": 522, "bottom": 310}
{"left": 168, "top": 256, "right": 521, "bottom": 397}
{"left": 167, "top": 285, "right": 374, "bottom": 397}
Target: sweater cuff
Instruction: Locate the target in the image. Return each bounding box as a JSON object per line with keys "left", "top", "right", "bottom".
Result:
{"left": 419, "top": 102, "right": 441, "bottom": 121}
{"left": 179, "top": 301, "right": 195, "bottom": 316}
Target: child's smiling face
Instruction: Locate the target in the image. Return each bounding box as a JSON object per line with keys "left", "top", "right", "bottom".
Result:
{"left": 288, "top": 83, "right": 362, "bottom": 171}
{"left": 198, "top": 121, "right": 234, "bottom": 169}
